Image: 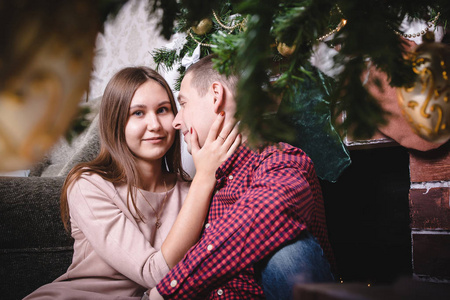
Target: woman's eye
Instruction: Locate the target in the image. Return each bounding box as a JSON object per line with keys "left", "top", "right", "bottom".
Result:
{"left": 157, "top": 107, "right": 170, "bottom": 114}
{"left": 132, "top": 110, "right": 144, "bottom": 117}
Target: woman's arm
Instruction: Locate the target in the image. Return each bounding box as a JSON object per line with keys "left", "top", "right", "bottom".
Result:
{"left": 161, "top": 112, "right": 240, "bottom": 269}
{"left": 67, "top": 175, "right": 170, "bottom": 288}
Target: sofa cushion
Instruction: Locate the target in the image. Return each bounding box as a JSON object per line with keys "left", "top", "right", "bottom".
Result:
{"left": 0, "top": 176, "right": 74, "bottom": 299}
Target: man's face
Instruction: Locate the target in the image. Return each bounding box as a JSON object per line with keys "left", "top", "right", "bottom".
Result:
{"left": 173, "top": 73, "right": 216, "bottom": 153}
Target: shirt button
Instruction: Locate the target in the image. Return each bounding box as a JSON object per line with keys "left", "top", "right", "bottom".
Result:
{"left": 207, "top": 244, "right": 213, "bottom": 251}
{"left": 170, "top": 280, "right": 177, "bottom": 287}
{"left": 217, "top": 289, "right": 224, "bottom": 296}
{"left": 205, "top": 223, "right": 210, "bottom": 229}
{"left": 228, "top": 175, "right": 233, "bottom": 180}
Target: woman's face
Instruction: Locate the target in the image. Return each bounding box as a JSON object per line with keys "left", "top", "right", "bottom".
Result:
{"left": 125, "top": 80, "right": 176, "bottom": 166}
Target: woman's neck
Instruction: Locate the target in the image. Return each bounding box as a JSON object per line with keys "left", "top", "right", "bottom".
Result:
{"left": 136, "top": 160, "right": 166, "bottom": 192}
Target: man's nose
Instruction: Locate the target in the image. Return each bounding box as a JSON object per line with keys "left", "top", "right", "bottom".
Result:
{"left": 172, "top": 112, "right": 182, "bottom": 129}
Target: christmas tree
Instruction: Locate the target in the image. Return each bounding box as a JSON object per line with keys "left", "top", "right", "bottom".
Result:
{"left": 150, "top": 0, "right": 449, "bottom": 180}
{"left": 152, "top": 0, "right": 447, "bottom": 137}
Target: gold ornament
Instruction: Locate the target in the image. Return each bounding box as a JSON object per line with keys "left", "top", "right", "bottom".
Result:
{"left": 187, "top": 12, "right": 246, "bottom": 48}
{"left": 191, "top": 18, "right": 213, "bottom": 35}
{"left": 0, "top": 1, "right": 99, "bottom": 171}
{"left": 277, "top": 42, "right": 296, "bottom": 57}
{"left": 397, "top": 32, "right": 450, "bottom": 143}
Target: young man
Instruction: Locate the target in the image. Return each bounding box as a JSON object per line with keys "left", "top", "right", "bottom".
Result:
{"left": 149, "top": 55, "right": 334, "bottom": 299}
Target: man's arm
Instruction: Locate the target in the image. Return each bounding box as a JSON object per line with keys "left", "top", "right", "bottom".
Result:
{"left": 157, "top": 149, "right": 318, "bottom": 299}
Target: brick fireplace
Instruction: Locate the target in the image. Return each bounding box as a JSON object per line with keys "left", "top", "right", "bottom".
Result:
{"left": 321, "top": 136, "right": 450, "bottom": 284}
{"left": 409, "top": 143, "right": 450, "bottom": 281}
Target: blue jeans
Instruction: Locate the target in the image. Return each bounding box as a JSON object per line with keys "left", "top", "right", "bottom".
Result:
{"left": 258, "top": 231, "right": 335, "bottom": 300}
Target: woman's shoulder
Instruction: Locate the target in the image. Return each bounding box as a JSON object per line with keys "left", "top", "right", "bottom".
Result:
{"left": 66, "top": 172, "right": 119, "bottom": 212}
{"left": 69, "top": 170, "right": 116, "bottom": 195}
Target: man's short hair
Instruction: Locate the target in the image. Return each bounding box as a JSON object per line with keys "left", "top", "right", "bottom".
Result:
{"left": 185, "top": 54, "right": 238, "bottom": 97}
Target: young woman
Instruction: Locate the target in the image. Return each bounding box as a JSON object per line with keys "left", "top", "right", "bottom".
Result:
{"left": 24, "top": 67, "right": 240, "bottom": 299}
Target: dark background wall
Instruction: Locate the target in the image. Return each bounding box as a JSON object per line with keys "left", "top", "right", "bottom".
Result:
{"left": 320, "top": 146, "right": 412, "bottom": 284}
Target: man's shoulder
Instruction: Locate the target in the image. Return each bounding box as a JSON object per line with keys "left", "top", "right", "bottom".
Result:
{"left": 231, "top": 143, "right": 313, "bottom": 175}
{"left": 244, "top": 142, "right": 313, "bottom": 172}
{"left": 260, "top": 142, "right": 308, "bottom": 160}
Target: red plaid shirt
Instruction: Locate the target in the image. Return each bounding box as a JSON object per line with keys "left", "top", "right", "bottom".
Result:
{"left": 157, "top": 142, "right": 333, "bottom": 299}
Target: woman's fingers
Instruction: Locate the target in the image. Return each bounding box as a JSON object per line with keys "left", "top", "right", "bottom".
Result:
{"left": 227, "top": 133, "right": 242, "bottom": 156}
{"left": 202, "top": 112, "right": 241, "bottom": 159}
{"left": 221, "top": 122, "right": 240, "bottom": 150}
{"left": 217, "top": 119, "right": 237, "bottom": 144}
{"left": 205, "top": 111, "right": 226, "bottom": 143}
{"left": 191, "top": 113, "right": 241, "bottom": 176}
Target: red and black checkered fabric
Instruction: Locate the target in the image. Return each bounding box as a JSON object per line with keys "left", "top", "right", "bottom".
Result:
{"left": 157, "top": 143, "right": 334, "bottom": 299}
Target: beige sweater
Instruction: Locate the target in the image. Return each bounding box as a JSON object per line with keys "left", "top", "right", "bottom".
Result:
{"left": 24, "top": 172, "right": 190, "bottom": 299}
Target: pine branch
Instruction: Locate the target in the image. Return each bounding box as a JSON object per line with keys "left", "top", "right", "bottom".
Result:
{"left": 152, "top": 48, "right": 178, "bottom": 72}
{"left": 230, "top": 0, "right": 298, "bottom": 145}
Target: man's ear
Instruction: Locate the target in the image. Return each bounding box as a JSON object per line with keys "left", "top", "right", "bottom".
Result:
{"left": 211, "top": 82, "right": 225, "bottom": 114}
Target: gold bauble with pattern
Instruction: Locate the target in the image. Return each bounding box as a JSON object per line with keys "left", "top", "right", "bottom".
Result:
{"left": 191, "top": 18, "right": 213, "bottom": 35}
{"left": 277, "top": 42, "right": 296, "bottom": 57}
{"left": 396, "top": 32, "right": 450, "bottom": 143}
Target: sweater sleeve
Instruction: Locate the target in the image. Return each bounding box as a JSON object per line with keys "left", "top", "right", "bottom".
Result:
{"left": 68, "top": 174, "right": 170, "bottom": 288}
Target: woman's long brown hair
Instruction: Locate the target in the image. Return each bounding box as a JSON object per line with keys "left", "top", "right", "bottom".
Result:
{"left": 60, "top": 67, "right": 190, "bottom": 232}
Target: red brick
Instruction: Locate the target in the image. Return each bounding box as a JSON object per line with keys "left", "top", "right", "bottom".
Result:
{"left": 410, "top": 188, "right": 450, "bottom": 230}
{"left": 409, "top": 143, "right": 450, "bottom": 182}
{"left": 412, "top": 233, "right": 450, "bottom": 278}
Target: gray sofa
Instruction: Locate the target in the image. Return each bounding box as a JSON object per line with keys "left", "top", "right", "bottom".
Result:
{"left": 0, "top": 98, "right": 101, "bottom": 300}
